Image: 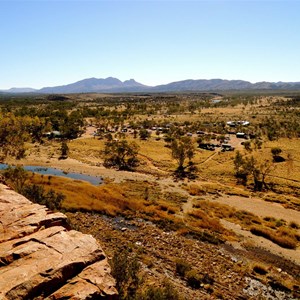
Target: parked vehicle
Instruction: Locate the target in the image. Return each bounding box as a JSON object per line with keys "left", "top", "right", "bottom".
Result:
{"left": 221, "top": 144, "right": 235, "bottom": 151}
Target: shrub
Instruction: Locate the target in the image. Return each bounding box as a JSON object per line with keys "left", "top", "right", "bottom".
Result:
{"left": 202, "top": 273, "right": 214, "bottom": 285}
{"left": 23, "top": 184, "right": 65, "bottom": 210}
{"left": 140, "top": 281, "right": 180, "bottom": 300}
{"left": 111, "top": 248, "right": 141, "bottom": 299}
{"left": 289, "top": 221, "right": 299, "bottom": 229}
{"left": 271, "top": 147, "right": 282, "bottom": 157}
{"left": 183, "top": 230, "right": 224, "bottom": 245}
{"left": 175, "top": 259, "right": 191, "bottom": 277}
{"left": 186, "top": 270, "right": 202, "bottom": 289}
{"left": 3, "top": 165, "right": 28, "bottom": 193}
{"left": 275, "top": 219, "right": 286, "bottom": 227}
{"left": 162, "top": 281, "right": 180, "bottom": 300}
{"left": 188, "top": 209, "right": 225, "bottom": 233}
{"left": 140, "top": 286, "right": 164, "bottom": 300}
{"left": 3, "top": 166, "right": 64, "bottom": 211}
{"left": 271, "top": 147, "right": 285, "bottom": 162}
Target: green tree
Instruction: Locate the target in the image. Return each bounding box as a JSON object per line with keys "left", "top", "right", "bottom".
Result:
{"left": 3, "top": 165, "right": 29, "bottom": 193}
{"left": 234, "top": 151, "right": 249, "bottom": 185}
{"left": 22, "top": 184, "right": 65, "bottom": 210}
{"left": 60, "top": 140, "right": 69, "bottom": 159}
{"left": 111, "top": 248, "right": 141, "bottom": 300}
{"left": 61, "top": 110, "right": 84, "bottom": 139}
{"left": 271, "top": 147, "right": 282, "bottom": 157}
{"left": 171, "top": 136, "right": 195, "bottom": 172}
{"left": 243, "top": 141, "right": 252, "bottom": 152}
{"left": 28, "top": 116, "right": 48, "bottom": 143}
{"left": 3, "top": 166, "right": 65, "bottom": 210}
{"left": 234, "top": 152, "right": 274, "bottom": 191}
{"left": 271, "top": 147, "right": 284, "bottom": 162}
{"left": 103, "top": 139, "right": 139, "bottom": 170}
{"left": 139, "top": 129, "right": 151, "bottom": 140}
{"left": 253, "top": 139, "right": 262, "bottom": 150}
{"left": 0, "top": 114, "right": 29, "bottom": 160}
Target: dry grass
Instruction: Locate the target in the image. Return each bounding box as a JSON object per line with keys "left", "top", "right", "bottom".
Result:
{"left": 29, "top": 173, "right": 133, "bottom": 215}
{"left": 69, "top": 138, "right": 105, "bottom": 164}
{"left": 69, "top": 134, "right": 236, "bottom": 177}
{"left": 134, "top": 138, "right": 173, "bottom": 162}
{"left": 263, "top": 138, "right": 300, "bottom": 182}
{"left": 25, "top": 141, "right": 62, "bottom": 160}
{"left": 26, "top": 173, "right": 242, "bottom": 242}
{"left": 193, "top": 138, "right": 300, "bottom": 191}
{"left": 27, "top": 173, "right": 186, "bottom": 231}
{"left": 250, "top": 226, "right": 298, "bottom": 249}
{"left": 187, "top": 210, "right": 226, "bottom": 234}
{"left": 187, "top": 183, "right": 223, "bottom": 196}
{"left": 192, "top": 200, "right": 235, "bottom": 219}
{"left": 192, "top": 199, "right": 261, "bottom": 228}
{"left": 189, "top": 198, "right": 300, "bottom": 249}
{"left": 263, "top": 193, "right": 300, "bottom": 211}
{"left": 134, "top": 137, "right": 217, "bottom": 172}
{"left": 186, "top": 182, "right": 250, "bottom": 197}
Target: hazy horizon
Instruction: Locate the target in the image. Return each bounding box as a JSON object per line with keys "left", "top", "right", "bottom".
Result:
{"left": 1, "top": 0, "right": 299, "bottom": 89}
{"left": 3, "top": 76, "right": 300, "bottom": 91}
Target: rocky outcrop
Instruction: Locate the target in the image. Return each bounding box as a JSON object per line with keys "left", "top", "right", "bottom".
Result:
{"left": 0, "top": 184, "right": 117, "bottom": 300}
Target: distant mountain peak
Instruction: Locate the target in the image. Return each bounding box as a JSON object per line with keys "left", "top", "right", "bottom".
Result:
{"left": 38, "top": 77, "right": 148, "bottom": 94}
{"left": 0, "top": 87, "right": 37, "bottom": 93}
{"left": 123, "top": 78, "right": 146, "bottom": 87}
{"left": 124, "top": 79, "right": 135, "bottom": 83}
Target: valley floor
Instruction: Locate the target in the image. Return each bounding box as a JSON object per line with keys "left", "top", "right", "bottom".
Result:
{"left": 8, "top": 141, "right": 300, "bottom": 299}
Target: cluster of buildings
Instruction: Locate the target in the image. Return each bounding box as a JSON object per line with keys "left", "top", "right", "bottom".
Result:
{"left": 226, "top": 120, "right": 250, "bottom": 127}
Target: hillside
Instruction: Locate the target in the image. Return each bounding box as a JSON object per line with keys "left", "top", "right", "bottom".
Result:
{"left": 39, "top": 77, "right": 148, "bottom": 93}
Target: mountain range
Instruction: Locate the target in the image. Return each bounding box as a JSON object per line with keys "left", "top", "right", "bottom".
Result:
{"left": 1, "top": 77, "right": 300, "bottom": 94}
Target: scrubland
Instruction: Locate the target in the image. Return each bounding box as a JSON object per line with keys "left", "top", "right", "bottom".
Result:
{"left": 1, "top": 92, "right": 300, "bottom": 299}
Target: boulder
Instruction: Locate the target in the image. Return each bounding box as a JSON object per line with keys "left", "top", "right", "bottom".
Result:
{"left": 0, "top": 184, "right": 117, "bottom": 299}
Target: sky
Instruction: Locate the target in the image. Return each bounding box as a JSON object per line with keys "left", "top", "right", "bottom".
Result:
{"left": 0, "top": 0, "right": 299, "bottom": 89}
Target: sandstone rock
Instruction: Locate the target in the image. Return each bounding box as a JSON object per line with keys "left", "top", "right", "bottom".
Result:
{"left": 47, "top": 260, "right": 117, "bottom": 299}
{"left": 0, "top": 185, "right": 68, "bottom": 243}
{"left": 0, "top": 184, "right": 117, "bottom": 299}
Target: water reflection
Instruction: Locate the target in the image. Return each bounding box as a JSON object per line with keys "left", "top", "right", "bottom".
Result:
{"left": 0, "top": 164, "right": 102, "bottom": 186}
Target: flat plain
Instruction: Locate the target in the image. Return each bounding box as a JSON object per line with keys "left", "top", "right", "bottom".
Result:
{"left": 1, "top": 92, "right": 300, "bottom": 299}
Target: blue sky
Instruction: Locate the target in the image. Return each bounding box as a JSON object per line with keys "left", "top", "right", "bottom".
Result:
{"left": 0, "top": 0, "right": 299, "bottom": 89}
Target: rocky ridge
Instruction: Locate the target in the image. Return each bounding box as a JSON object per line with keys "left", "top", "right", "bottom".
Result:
{"left": 0, "top": 183, "right": 117, "bottom": 300}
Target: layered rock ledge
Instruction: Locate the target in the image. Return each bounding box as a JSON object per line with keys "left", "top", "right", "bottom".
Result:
{"left": 0, "top": 184, "right": 117, "bottom": 300}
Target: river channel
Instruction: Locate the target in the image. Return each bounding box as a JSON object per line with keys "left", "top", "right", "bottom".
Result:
{"left": 0, "top": 164, "right": 102, "bottom": 186}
